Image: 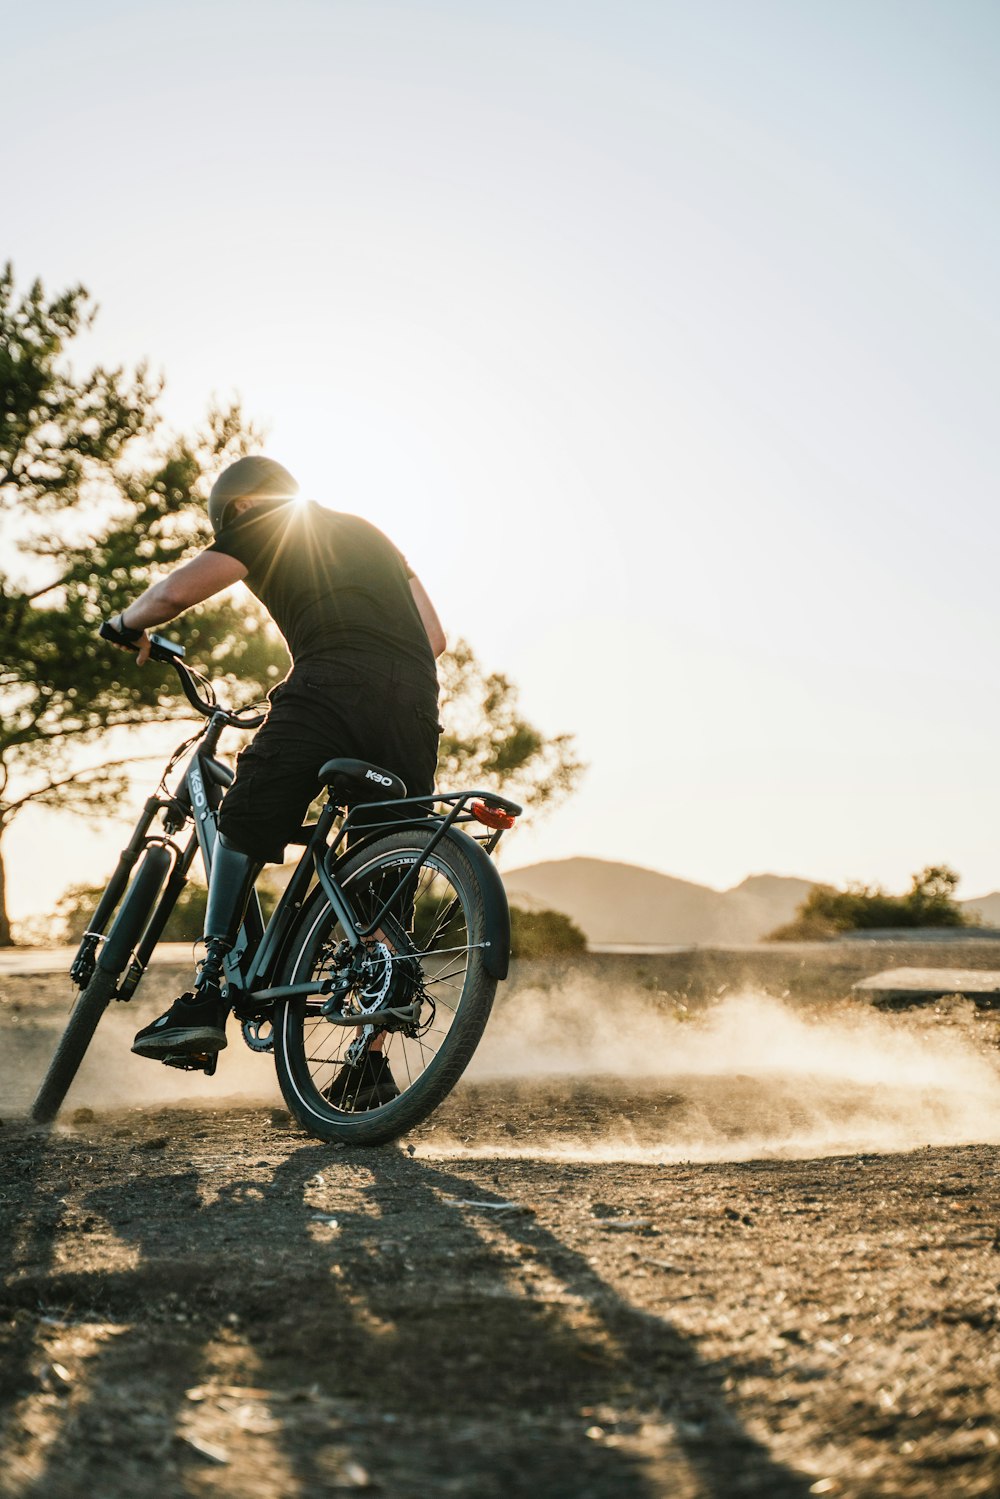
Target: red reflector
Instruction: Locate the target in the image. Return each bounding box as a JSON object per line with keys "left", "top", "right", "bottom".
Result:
{"left": 471, "top": 799, "right": 517, "bottom": 831}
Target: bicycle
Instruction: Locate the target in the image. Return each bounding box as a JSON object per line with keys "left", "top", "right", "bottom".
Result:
{"left": 30, "top": 626, "right": 521, "bottom": 1143}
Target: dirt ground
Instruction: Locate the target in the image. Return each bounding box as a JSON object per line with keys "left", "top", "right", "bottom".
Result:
{"left": 2, "top": 951, "right": 1000, "bottom": 1497}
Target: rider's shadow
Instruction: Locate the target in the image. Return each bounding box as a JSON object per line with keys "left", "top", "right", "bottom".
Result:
{"left": 360, "top": 1154, "right": 817, "bottom": 1499}
{"left": 10, "top": 1135, "right": 815, "bottom": 1498}
{"left": 1, "top": 1132, "right": 75, "bottom": 1449}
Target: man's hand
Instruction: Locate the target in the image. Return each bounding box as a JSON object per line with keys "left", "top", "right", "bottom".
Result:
{"left": 108, "top": 611, "right": 149, "bottom": 662}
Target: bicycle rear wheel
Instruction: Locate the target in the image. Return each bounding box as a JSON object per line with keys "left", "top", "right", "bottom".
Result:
{"left": 273, "top": 827, "right": 497, "bottom": 1144}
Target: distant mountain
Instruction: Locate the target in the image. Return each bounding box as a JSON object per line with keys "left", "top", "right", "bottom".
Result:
{"left": 501, "top": 858, "right": 815, "bottom": 945}
{"left": 961, "top": 892, "right": 1000, "bottom": 926}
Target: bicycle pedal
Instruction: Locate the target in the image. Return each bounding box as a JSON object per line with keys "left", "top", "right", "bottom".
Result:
{"left": 160, "top": 1051, "right": 218, "bottom": 1076}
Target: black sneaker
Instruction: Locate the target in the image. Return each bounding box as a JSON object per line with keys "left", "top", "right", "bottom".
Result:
{"left": 132, "top": 990, "right": 229, "bottom": 1060}
{"left": 324, "top": 1052, "right": 400, "bottom": 1111}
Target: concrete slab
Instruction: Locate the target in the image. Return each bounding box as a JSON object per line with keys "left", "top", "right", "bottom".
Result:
{"left": 853, "top": 966, "right": 1000, "bottom": 1008}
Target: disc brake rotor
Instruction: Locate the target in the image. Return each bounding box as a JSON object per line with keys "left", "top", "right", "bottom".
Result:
{"left": 356, "top": 941, "right": 394, "bottom": 1013}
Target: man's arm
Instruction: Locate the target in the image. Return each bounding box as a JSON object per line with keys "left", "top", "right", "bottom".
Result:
{"left": 409, "top": 575, "right": 446, "bottom": 658}
{"left": 115, "top": 551, "right": 248, "bottom": 665}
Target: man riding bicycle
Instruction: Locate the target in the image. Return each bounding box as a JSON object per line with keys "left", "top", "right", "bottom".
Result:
{"left": 108, "top": 456, "right": 445, "bottom": 1107}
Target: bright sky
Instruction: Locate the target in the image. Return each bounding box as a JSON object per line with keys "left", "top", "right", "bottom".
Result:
{"left": 5, "top": 0, "right": 1000, "bottom": 921}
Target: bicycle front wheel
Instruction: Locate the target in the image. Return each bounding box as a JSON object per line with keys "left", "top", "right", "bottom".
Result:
{"left": 30, "top": 969, "right": 118, "bottom": 1123}
{"left": 273, "top": 827, "right": 497, "bottom": 1144}
{"left": 30, "top": 844, "right": 173, "bottom": 1123}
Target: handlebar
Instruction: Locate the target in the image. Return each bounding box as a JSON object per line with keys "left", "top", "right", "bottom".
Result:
{"left": 99, "top": 620, "right": 267, "bottom": 729}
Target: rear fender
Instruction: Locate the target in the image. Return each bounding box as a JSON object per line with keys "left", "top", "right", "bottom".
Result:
{"left": 444, "top": 825, "right": 511, "bottom": 981}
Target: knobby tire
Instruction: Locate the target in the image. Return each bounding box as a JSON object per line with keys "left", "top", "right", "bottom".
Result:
{"left": 30, "top": 969, "right": 118, "bottom": 1123}
{"left": 30, "top": 846, "right": 174, "bottom": 1122}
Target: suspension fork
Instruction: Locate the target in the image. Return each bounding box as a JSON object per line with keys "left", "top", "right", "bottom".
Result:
{"left": 115, "top": 830, "right": 201, "bottom": 1001}
{"left": 70, "top": 796, "right": 177, "bottom": 987}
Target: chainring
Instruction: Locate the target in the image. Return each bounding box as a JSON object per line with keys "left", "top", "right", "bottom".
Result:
{"left": 241, "top": 1016, "right": 275, "bottom": 1053}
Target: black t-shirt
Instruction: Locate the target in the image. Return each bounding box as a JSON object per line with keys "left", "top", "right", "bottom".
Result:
{"left": 208, "top": 500, "right": 437, "bottom": 681}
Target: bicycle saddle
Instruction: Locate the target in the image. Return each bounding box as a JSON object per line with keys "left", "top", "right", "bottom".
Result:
{"left": 319, "top": 757, "right": 407, "bottom": 803}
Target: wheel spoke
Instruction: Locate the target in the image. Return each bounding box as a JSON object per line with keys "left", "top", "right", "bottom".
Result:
{"left": 421, "top": 958, "right": 469, "bottom": 987}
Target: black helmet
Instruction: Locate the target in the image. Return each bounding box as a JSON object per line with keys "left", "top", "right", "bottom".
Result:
{"left": 207, "top": 456, "right": 299, "bottom": 534}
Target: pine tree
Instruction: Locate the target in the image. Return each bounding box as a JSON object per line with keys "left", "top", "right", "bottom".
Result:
{"left": 0, "top": 265, "right": 287, "bottom": 942}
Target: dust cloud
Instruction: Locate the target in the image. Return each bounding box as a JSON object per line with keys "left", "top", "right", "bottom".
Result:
{"left": 31, "top": 1007, "right": 283, "bottom": 1115}
{"left": 448, "top": 981, "right": 1000, "bottom": 1162}
{"left": 11, "top": 971, "right": 1000, "bottom": 1163}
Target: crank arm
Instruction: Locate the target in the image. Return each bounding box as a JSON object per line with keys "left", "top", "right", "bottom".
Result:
{"left": 245, "top": 981, "right": 331, "bottom": 1004}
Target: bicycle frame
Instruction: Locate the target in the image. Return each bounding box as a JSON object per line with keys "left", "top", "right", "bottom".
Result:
{"left": 71, "top": 709, "right": 261, "bottom": 996}
{"left": 71, "top": 706, "right": 520, "bottom": 1022}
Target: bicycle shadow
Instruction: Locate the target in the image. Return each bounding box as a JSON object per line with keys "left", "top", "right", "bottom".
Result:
{"left": 2, "top": 1127, "right": 816, "bottom": 1498}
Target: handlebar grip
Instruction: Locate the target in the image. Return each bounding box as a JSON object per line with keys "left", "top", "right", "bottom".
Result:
{"left": 98, "top": 620, "right": 186, "bottom": 664}
{"left": 99, "top": 619, "right": 139, "bottom": 651}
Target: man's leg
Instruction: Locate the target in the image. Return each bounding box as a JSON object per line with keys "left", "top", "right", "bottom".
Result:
{"left": 131, "top": 834, "right": 263, "bottom": 1059}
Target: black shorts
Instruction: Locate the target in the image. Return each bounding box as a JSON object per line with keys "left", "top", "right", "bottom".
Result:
{"left": 218, "top": 655, "right": 441, "bottom": 863}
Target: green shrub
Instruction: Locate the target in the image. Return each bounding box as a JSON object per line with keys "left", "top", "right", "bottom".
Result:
{"left": 770, "top": 865, "right": 976, "bottom": 941}
{"left": 510, "top": 905, "right": 587, "bottom": 958}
